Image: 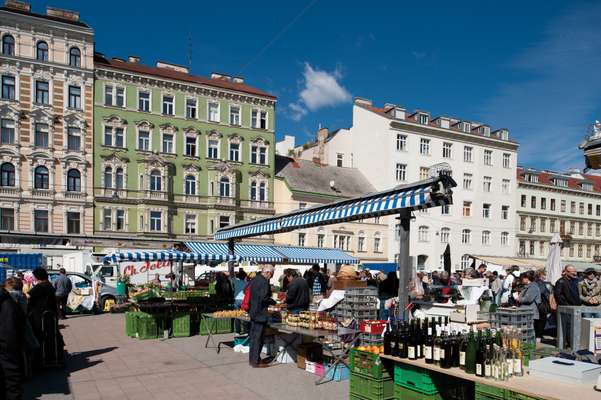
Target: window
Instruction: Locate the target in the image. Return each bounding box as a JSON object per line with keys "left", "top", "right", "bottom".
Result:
{"left": 69, "top": 47, "right": 81, "bottom": 67}
{"left": 598, "top": 224, "right": 601, "bottom": 237}
{"left": 34, "top": 210, "right": 48, "bottom": 233}
{"left": 464, "top": 146, "right": 473, "bottom": 162}
{"left": 561, "top": 200, "right": 566, "bottom": 212}
{"left": 524, "top": 173, "right": 539, "bottom": 183}
{"left": 250, "top": 181, "right": 258, "bottom": 200}
{"left": 66, "top": 211, "right": 80, "bottom": 234}
{"left": 337, "top": 153, "right": 343, "bottom": 167}
{"left": 116, "top": 87, "right": 125, "bottom": 107}
{"left": 2, "top": 75, "right": 16, "bottom": 100}
{"left": 208, "top": 139, "right": 219, "bottom": 159}
{"left": 419, "top": 138, "right": 430, "bottom": 155}
{"left": 550, "top": 198, "right": 556, "bottom": 211}
{"left": 578, "top": 245, "right": 584, "bottom": 258}
{"left": 66, "top": 169, "right": 80, "bottom": 192}
{"left": 34, "top": 166, "right": 49, "bottom": 189}
{"left": 67, "top": 127, "right": 81, "bottom": 151}
{"left": 540, "top": 218, "right": 546, "bottom": 233}
{"left": 482, "top": 203, "right": 491, "bottom": 219}
{"left": 115, "top": 168, "right": 124, "bottom": 190}
{"left": 230, "top": 106, "right": 240, "bottom": 125}
{"left": 597, "top": 205, "right": 601, "bottom": 216}
{"left": 185, "top": 98, "right": 197, "bottom": 119}
{"left": 162, "top": 95, "right": 174, "bottom": 115}
{"left": 589, "top": 203, "right": 593, "bottom": 215}
{"left": 530, "top": 217, "right": 537, "bottom": 232}
{"left": 462, "top": 229, "right": 471, "bottom": 244}
{"left": 104, "top": 85, "right": 113, "bottom": 106}
{"left": 251, "top": 143, "right": 268, "bottom": 165}
{"left": 442, "top": 142, "right": 452, "bottom": 158}
{"left": 484, "top": 150, "right": 492, "bottom": 166}
{"left": 531, "top": 196, "right": 536, "bottom": 209}
{"left": 229, "top": 142, "right": 240, "bottom": 161}
{"left": 185, "top": 175, "right": 196, "bottom": 195}
{"left": 104, "top": 126, "right": 124, "bottom": 147}
{"left": 358, "top": 236, "right": 365, "bottom": 252}
{"left": 219, "top": 177, "right": 230, "bottom": 197}
{"left": 185, "top": 136, "right": 197, "bottom": 157}
{"left": 68, "top": 85, "right": 81, "bottom": 109}
{"left": 162, "top": 133, "right": 174, "bottom": 153}
{"left": 418, "top": 226, "right": 429, "bottom": 242}
{"left": 587, "top": 245, "right": 592, "bottom": 259}
{"left": 541, "top": 198, "right": 547, "bottom": 210}
{"left": 0, "top": 208, "right": 14, "bottom": 230}
{"left": 259, "top": 182, "right": 266, "bottom": 201}
{"left": 550, "top": 219, "right": 556, "bottom": 233}
{"left": 396, "top": 163, "right": 406, "bottom": 181}
{"left": 317, "top": 234, "right": 325, "bottom": 248}
{"left": 555, "top": 178, "right": 568, "bottom": 187}
{"left": 461, "top": 255, "right": 471, "bottom": 269}
{"left": 0, "top": 163, "right": 15, "bottom": 187}
{"left": 396, "top": 134, "right": 407, "bottom": 151}
{"left": 501, "top": 205, "right": 509, "bottom": 220}
{"left": 521, "top": 195, "right": 527, "bottom": 207}
{"left": 503, "top": 153, "right": 511, "bottom": 168}
{"left": 138, "top": 130, "right": 150, "bottom": 151}
{"left": 502, "top": 179, "right": 510, "bottom": 194}
{"left": 150, "top": 211, "right": 162, "bottom": 232}
{"left": 579, "top": 202, "right": 585, "bottom": 215}
{"left": 441, "top": 204, "right": 450, "bottom": 215}
{"left": 463, "top": 201, "right": 472, "bottom": 217}
{"left": 463, "top": 173, "right": 473, "bottom": 190}
{"left": 139, "top": 215, "right": 144, "bottom": 231}
{"left": 374, "top": 235, "right": 381, "bottom": 253}
{"left": 569, "top": 245, "right": 574, "bottom": 258}
{"left": 569, "top": 221, "right": 575, "bottom": 234}
{"left": 103, "top": 167, "right": 113, "bottom": 188}
{"left": 103, "top": 208, "right": 112, "bottom": 230}
{"left": 150, "top": 170, "right": 162, "bottom": 191}
{"left": 579, "top": 222, "right": 584, "bottom": 236}
{"left": 185, "top": 214, "right": 196, "bottom": 234}
{"left": 588, "top": 222, "right": 593, "bottom": 237}
{"left": 34, "top": 41, "right": 48, "bottom": 61}
{"left": 419, "top": 167, "right": 429, "bottom": 181}
{"left": 419, "top": 114, "right": 429, "bottom": 124}
{"left": 116, "top": 209, "right": 125, "bottom": 231}
{"left": 219, "top": 215, "right": 230, "bottom": 229}
{"left": 298, "top": 233, "right": 306, "bottom": 247}
{"left": 583, "top": 182, "right": 594, "bottom": 192}
{"left": 2, "top": 35, "right": 15, "bottom": 56}
{"left": 259, "top": 110, "right": 267, "bottom": 129}
{"left": 138, "top": 91, "right": 150, "bottom": 112}
{"left": 501, "top": 232, "right": 509, "bottom": 247}
{"left": 482, "top": 231, "right": 491, "bottom": 246}
{"left": 440, "top": 227, "right": 450, "bottom": 243}
{"left": 35, "top": 81, "right": 49, "bottom": 104}
{"left": 208, "top": 102, "right": 219, "bottom": 122}
{"left": 520, "top": 216, "right": 527, "bottom": 231}
{"left": 571, "top": 201, "right": 576, "bottom": 213}
{"left": 483, "top": 176, "right": 492, "bottom": 192}
{"left": 1, "top": 119, "right": 14, "bottom": 144}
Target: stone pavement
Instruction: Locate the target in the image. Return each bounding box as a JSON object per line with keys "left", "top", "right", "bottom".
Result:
{"left": 26, "top": 313, "right": 348, "bottom": 400}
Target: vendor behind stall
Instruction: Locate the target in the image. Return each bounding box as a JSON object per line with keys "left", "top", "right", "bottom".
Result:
{"left": 284, "top": 269, "right": 310, "bottom": 314}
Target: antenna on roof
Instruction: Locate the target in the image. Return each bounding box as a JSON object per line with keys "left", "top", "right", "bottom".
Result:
{"left": 187, "top": 31, "right": 193, "bottom": 71}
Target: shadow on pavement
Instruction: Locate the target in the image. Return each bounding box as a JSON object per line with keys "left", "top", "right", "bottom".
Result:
{"left": 25, "top": 347, "right": 117, "bottom": 399}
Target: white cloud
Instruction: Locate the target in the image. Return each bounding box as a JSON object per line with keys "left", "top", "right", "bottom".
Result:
{"left": 288, "top": 63, "right": 351, "bottom": 121}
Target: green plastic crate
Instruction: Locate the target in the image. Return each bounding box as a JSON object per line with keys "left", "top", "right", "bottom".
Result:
{"left": 136, "top": 314, "right": 158, "bottom": 340}
{"left": 396, "top": 383, "right": 474, "bottom": 400}
{"left": 125, "top": 312, "right": 138, "bottom": 337}
{"left": 394, "top": 363, "right": 465, "bottom": 395}
{"left": 475, "top": 383, "right": 508, "bottom": 400}
{"left": 349, "top": 349, "right": 393, "bottom": 380}
{"left": 509, "top": 392, "right": 544, "bottom": 400}
{"left": 199, "top": 316, "right": 233, "bottom": 335}
{"left": 172, "top": 313, "right": 191, "bottom": 337}
{"left": 349, "top": 372, "right": 394, "bottom": 400}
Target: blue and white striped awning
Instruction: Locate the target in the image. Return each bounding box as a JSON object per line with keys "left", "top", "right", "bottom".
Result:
{"left": 272, "top": 246, "right": 359, "bottom": 265}
{"left": 185, "top": 242, "right": 284, "bottom": 263}
{"left": 214, "top": 176, "right": 455, "bottom": 241}
{"left": 103, "top": 250, "right": 239, "bottom": 264}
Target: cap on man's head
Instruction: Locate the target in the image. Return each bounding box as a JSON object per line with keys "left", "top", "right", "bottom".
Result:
{"left": 584, "top": 267, "right": 596, "bottom": 275}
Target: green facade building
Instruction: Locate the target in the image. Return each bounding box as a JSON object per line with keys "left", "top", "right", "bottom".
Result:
{"left": 93, "top": 54, "right": 276, "bottom": 243}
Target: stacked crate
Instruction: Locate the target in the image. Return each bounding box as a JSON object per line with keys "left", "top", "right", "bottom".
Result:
{"left": 393, "top": 363, "right": 472, "bottom": 400}
{"left": 475, "top": 382, "right": 543, "bottom": 400}
{"left": 332, "top": 287, "right": 379, "bottom": 321}
{"left": 490, "top": 308, "right": 536, "bottom": 344}
{"left": 349, "top": 349, "right": 394, "bottom": 400}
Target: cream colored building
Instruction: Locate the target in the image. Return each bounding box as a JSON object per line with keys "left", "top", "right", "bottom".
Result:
{"left": 274, "top": 154, "right": 388, "bottom": 264}
{"left": 0, "top": 1, "right": 94, "bottom": 242}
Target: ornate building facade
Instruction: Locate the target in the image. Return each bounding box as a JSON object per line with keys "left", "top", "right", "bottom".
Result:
{"left": 0, "top": 1, "right": 94, "bottom": 244}
{"left": 93, "top": 54, "right": 276, "bottom": 245}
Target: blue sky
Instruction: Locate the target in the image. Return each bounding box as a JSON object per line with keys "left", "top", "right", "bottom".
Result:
{"left": 30, "top": 0, "right": 601, "bottom": 170}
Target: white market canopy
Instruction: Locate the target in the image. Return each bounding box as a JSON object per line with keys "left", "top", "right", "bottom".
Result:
{"left": 214, "top": 175, "right": 455, "bottom": 241}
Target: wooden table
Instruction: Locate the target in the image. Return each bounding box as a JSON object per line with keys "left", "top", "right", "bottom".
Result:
{"left": 380, "top": 354, "right": 600, "bottom": 400}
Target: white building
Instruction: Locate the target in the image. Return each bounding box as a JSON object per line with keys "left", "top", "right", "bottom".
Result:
{"left": 300, "top": 98, "right": 519, "bottom": 271}
{"left": 516, "top": 166, "right": 601, "bottom": 269}
{"left": 275, "top": 134, "right": 296, "bottom": 155}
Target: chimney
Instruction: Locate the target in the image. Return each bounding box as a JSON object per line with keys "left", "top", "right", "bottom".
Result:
{"left": 312, "top": 127, "right": 329, "bottom": 166}
{"left": 354, "top": 97, "right": 372, "bottom": 107}
{"left": 46, "top": 6, "right": 80, "bottom": 22}
{"left": 232, "top": 76, "right": 244, "bottom": 84}
{"left": 5, "top": 0, "right": 30, "bottom": 12}
{"left": 128, "top": 55, "right": 140, "bottom": 63}
{"left": 156, "top": 61, "right": 189, "bottom": 74}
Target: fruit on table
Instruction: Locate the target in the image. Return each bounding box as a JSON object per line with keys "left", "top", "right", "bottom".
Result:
{"left": 212, "top": 310, "right": 247, "bottom": 318}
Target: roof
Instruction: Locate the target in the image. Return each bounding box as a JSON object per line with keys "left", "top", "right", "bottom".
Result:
{"left": 517, "top": 166, "right": 601, "bottom": 194}
{"left": 95, "top": 54, "right": 276, "bottom": 100}
{"left": 275, "top": 155, "right": 375, "bottom": 198}
{"left": 0, "top": 6, "right": 90, "bottom": 28}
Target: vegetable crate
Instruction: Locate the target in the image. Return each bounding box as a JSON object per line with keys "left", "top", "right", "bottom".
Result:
{"left": 199, "top": 316, "right": 233, "bottom": 335}
{"left": 349, "top": 349, "right": 393, "bottom": 380}
{"left": 394, "top": 363, "right": 467, "bottom": 395}
{"left": 125, "top": 311, "right": 138, "bottom": 337}
{"left": 136, "top": 313, "right": 158, "bottom": 340}
{"left": 393, "top": 384, "right": 472, "bottom": 400}
{"left": 349, "top": 372, "right": 394, "bottom": 400}
{"left": 172, "top": 312, "right": 192, "bottom": 337}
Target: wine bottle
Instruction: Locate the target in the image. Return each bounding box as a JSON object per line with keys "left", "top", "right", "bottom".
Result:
{"left": 475, "top": 337, "right": 485, "bottom": 377}
{"left": 459, "top": 331, "right": 468, "bottom": 370}
{"left": 512, "top": 330, "right": 523, "bottom": 377}
{"left": 492, "top": 345, "right": 500, "bottom": 380}
{"left": 392, "top": 321, "right": 400, "bottom": 357}
{"left": 452, "top": 331, "right": 460, "bottom": 368}
{"left": 415, "top": 319, "right": 423, "bottom": 359}
{"left": 424, "top": 321, "right": 434, "bottom": 364}
{"left": 465, "top": 327, "right": 477, "bottom": 374}
{"left": 441, "top": 330, "right": 453, "bottom": 369}
{"left": 407, "top": 321, "right": 417, "bottom": 360}
{"left": 484, "top": 344, "right": 492, "bottom": 378}
{"left": 433, "top": 326, "right": 442, "bottom": 366}
{"left": 383, "top": 321, "right": 392, "bottom": 355}
{"left": 399, "top": 323, "right": 408, "bottom": 359}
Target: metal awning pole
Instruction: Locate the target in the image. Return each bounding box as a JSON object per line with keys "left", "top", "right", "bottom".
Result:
{"left": 228, "top": 240, "right": 235, "bottom": 277}
{"left": 397, "top": 209, "right": 411, "bottom": 321}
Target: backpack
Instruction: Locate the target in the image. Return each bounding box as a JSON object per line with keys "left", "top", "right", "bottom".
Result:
{"left": 241, "top": 284, "right": 251, "bottom": 312}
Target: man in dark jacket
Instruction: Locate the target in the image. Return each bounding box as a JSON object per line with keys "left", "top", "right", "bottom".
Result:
{"left": 284, "top": 270, "right": 310, "bottom": 314}
{"left": 53, "top": 268, "right": 72, "bottom": 319}
{"left": 554, "top": 265, "right": 580, "bottom": 306}
{"left": 0, "top": 287, "right": 25, "bottom": 400}
{"left": 307, "top": 264, "right": 327, "bottom": 296}
{"left": 248, "top": 265, "right": 276, "bottom": 368}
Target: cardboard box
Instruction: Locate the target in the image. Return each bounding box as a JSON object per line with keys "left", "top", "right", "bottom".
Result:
{"left": 297, "top": 343, "right": 322, "bottom": 369}
{"left": 332, "top": 279, "right": 367, "bottom": 290}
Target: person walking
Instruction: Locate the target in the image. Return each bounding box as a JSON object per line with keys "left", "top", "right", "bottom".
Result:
{"left": 284, "top": 269, "right": 310, "bottom": 314}
{"left": 0, "top": 286, "right": 26, "bottom": 400}
{"left": 248, "top": 265, "right": 275, "bottom": 368}
{"left": 579, "top": 268, "right": 601, "bottom": 318}
{"left": 53, "top": 268, "right": 72, "bottom": 320}
{"left": 517, "top": 271, "right": 542, "bottom": 337}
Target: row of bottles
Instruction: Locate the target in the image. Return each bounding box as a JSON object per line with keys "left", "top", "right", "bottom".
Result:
{"left": 382, "top": 317, "right": 524, "bottom": 380}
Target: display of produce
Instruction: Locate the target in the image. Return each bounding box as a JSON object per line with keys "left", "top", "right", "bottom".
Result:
{"left": 211, "top": 310, "right": 247, "bottom": 318}
{"left": 383, "top": 317, "right": 526, "bottom": 381}
{"left": 285, "top": 311, "right": 337, "bottom": 330}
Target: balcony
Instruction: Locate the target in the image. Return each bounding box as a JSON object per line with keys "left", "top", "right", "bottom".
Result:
{"left": 31, "top": 188, "right": 53, "bottom": 198}
{"left": 64, "top": 191, "right": 86, "bottom": 200}
{"left": 212, "top": 196, "right": 235, "bottom": 206}
{"left": 145, "top": 190, "right": 168, "bottom": 201}
{"left": 96, "top": 188, "right": 128, "bottom": 199}
{"left": 0, "top": 187, "right": 20, "bottom": 197}
{"left": 241, "top": 200, "right": 273, "bottom": 210}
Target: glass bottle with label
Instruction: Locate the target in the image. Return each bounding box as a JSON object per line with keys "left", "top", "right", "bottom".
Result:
{"left": 424, "top": 321, "right": 434, "bottom": 364}
{"left": 433, "top": 326, "right": 442, "bottom": 366}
